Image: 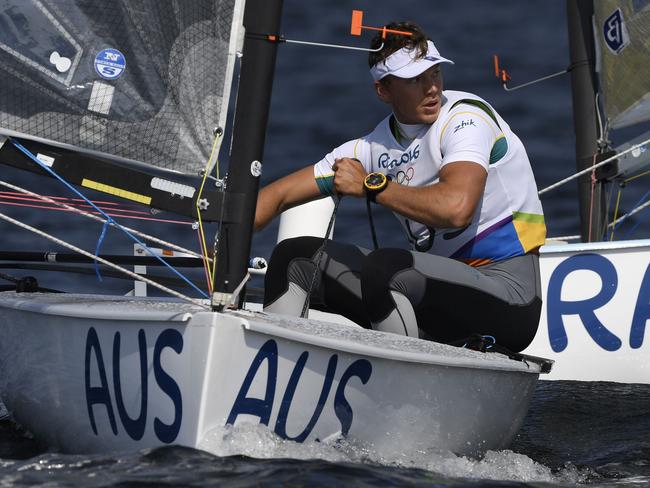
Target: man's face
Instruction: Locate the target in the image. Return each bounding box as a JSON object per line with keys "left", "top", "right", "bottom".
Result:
{"left": 375, "top": 65, "right": 443, "bottom": 124}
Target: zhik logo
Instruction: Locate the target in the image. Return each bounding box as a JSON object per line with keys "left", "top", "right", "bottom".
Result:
{"left": 453, "top": 119, "right": 475, "bottom": 133}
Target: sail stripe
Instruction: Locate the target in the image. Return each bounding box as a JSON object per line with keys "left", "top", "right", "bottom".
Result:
{"left": 81, "top": 179, "right": 152, "bottom": 205}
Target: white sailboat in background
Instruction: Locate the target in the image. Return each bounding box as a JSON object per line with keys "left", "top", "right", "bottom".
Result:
{"left": 0, "top": 0, "right": 549, "bottom": 455}
{"left": 523, "top": 0, "right": 650, "bottom": 383}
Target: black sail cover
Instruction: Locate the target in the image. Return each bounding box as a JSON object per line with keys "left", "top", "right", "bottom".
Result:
{"left": 0, "top": 0, "right": 244, "bottom": 175}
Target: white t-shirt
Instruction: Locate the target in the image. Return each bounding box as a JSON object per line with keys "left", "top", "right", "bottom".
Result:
{"left": 313, "top": 90, "right": 546, "bottom": 265}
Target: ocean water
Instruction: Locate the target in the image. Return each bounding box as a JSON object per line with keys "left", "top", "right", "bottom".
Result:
{"left": 1, "top": 0, "right": 650, "bottom": 486}
{"left": 1, "top": 380, "right": 649, "bottom": 487}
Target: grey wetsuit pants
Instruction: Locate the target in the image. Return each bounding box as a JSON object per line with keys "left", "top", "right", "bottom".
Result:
{"left": 263, "top": 236, "right": 542, "bottom": 352}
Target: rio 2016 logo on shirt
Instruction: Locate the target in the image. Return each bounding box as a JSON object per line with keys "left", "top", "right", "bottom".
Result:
{"left": 94, "top": 49, "right": 126, "bottom": 80}
{"left": 378, "top": 145, "right": 420, "bottom": 169}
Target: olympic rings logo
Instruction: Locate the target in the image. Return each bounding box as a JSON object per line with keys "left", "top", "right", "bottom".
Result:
{"left": 394, "top": 167, "right": 415, "bottom": 185}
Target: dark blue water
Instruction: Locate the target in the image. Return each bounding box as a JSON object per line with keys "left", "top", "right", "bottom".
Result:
{"left": 1, "top": 381, "right": 649, "bottom": 486}
{"left": 1, "top": 0, "right": 650, "bottom": 485}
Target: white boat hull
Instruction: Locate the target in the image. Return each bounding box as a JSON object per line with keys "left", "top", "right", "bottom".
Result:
{"left": 525, "top": 238, "right": 650, "bottom": 383}
{"left": 0, "top": 293, "right": 542, "bottom": 455}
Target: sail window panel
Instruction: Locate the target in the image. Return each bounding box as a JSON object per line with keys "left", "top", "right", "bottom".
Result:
{"left": 0, "top": 0, "right": 245, "bottom": 176}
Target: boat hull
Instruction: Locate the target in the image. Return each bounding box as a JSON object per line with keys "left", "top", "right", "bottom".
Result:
{"left": 0, "top": 293, "right": 541, "bottom": 455}
{"left": 525, "top": 238, "right": 650, "bottom": 383}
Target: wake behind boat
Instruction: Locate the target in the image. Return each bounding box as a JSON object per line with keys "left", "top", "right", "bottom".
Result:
{"left": 0, "top": 0, "right": 549, "bottom": 454}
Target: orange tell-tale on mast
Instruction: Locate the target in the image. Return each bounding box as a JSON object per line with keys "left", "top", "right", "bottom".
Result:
{"left": 350, "top": 10, "right": 413, "bottom": 39}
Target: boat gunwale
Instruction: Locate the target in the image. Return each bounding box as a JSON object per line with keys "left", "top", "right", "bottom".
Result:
{"left": 0, "top": 291, "right": 545, "bottom": 375}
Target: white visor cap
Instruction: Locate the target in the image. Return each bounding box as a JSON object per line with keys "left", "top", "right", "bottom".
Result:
{"left": 370, "top": 40, "right": 454, "bottom": 82}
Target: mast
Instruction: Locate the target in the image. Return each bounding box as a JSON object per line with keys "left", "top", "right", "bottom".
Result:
{"left": 566, "top": 0, "right": 607, "bottom": 242}
{"left": 212, "top": 0, "right": 284, "bottom": 310}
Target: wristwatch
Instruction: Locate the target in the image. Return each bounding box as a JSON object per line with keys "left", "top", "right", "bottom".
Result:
{"left": 364, "top": 172, "right": 388, "bottom": 202}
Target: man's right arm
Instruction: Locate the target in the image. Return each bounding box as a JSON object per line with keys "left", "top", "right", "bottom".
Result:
{"left": 254, "top": 165, "right": 322, "bottom": 231}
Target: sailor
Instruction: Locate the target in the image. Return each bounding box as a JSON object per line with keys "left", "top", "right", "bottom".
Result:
{"left": 254, "top": 21, "right": 545, "bottom": 352}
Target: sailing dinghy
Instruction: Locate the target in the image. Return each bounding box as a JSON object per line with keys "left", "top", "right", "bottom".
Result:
{"left": 0, "top": 0, "right": 550, "bottom": 454}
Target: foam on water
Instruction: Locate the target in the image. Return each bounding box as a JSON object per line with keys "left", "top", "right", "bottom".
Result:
{"left": 198, "top": 424, "right": 586, "bottom": 484}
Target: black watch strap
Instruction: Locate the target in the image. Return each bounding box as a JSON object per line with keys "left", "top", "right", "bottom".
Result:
{"left": 364, "top": 172, "right": 387, "bottom": 203}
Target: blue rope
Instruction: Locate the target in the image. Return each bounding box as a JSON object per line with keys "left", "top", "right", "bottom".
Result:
{"left": 10, "top": 139, "right": 209, "bottom": 298}
{"left": 94, "top": 220, "right": 111, "bottom": 281}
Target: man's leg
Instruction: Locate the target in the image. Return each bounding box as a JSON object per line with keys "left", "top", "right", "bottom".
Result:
{"left": 263, "top": 236, "right": 372, "bottom": 328}
{"left": 360, "top": 249, "right": 542, "bottom": 352}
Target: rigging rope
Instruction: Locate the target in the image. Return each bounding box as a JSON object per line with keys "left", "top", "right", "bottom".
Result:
{"left": 0, "top": 211, "right": 209, "bottom": 309}
{"left": 0, "top": 179, "right": 206, "bottom": 261}
{"left": 195, "top": 128, "right": 224, "bottom": 293}
{"left": 610, "top": 186, "right": 623, "bottom": 241}
{"left": 0, "top": 191, "right": 191, "bottom": 224}
{"left": 537, "top": 136, "right": 650, "bottom": 196}
{"left": 9, "top": 139, "right": 209, "bottom": 298}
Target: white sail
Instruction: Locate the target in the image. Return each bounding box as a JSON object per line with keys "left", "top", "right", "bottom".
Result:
{"left": 0, "top": 0, "right": 245, "bottom": 174}
{"left": 593, "top": 0, "right": 650, "bottom": 129}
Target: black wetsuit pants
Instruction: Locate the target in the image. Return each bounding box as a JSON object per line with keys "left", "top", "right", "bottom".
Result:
{"left": 263, "top": 236, "right": 542, "bottom": 352}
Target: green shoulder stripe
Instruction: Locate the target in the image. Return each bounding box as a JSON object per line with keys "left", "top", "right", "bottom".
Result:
{"left": 452, "top": 98, "right": 507, "bottom": 164}
{"left": 450, "top": 98, "right": 500, "bottom": 129}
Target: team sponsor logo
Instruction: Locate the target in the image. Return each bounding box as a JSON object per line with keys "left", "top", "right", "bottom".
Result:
{"left": 453, "top": 119, "right": 476, "bottom": 133}
{"left": 94, "top": 48, "right": 126, "bottom": 80}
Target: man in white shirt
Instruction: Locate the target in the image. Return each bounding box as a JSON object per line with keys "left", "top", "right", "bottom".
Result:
{"left": 255, "top": 21, "right": 545, "bottom": 352}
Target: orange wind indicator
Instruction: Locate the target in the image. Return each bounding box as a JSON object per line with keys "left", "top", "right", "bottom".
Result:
{"left": 493, "top": 55, "right": 511, "bottom": 84}
{"left": 493, "top": 54, "right": 569, "bottom": 92}
{"left": 264, "top": 10, "right": 412, "bottom": 53}
{"left": 350, "top": 10, "right": 413, "bottom": 39}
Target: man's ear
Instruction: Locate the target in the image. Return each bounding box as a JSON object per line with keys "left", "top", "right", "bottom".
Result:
{"left": 374, "top": 80, "right": 391, "bottom": 104}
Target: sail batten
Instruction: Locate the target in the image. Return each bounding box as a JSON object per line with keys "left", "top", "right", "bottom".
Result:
{"left": 0, "top": 0, "right": 244, "bottom": 175}
{"left": 594, "top": 0, "right": 650, "bottom": 129}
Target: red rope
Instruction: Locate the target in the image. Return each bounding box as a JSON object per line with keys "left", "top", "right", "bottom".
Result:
{"left": 0, "top": 199, "right": 193, "bottom": 225}
{"left": 0, "top": 191, "right": 130, "bottom": 207}
{"left": 0, "top": 191, "right": 151, "bottom": 214}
